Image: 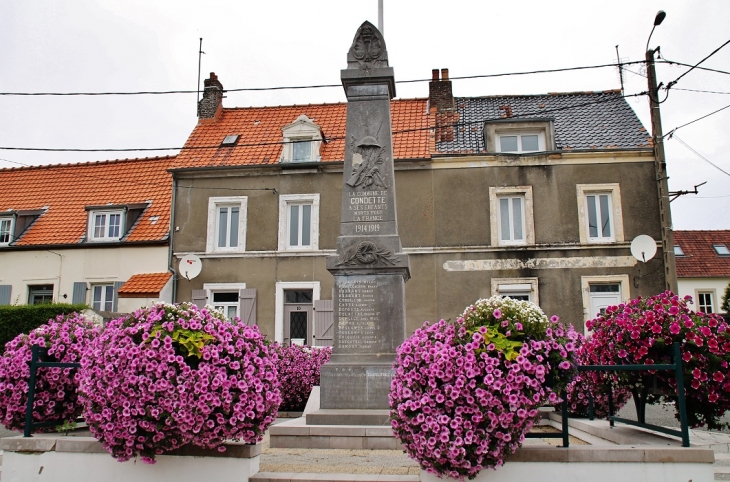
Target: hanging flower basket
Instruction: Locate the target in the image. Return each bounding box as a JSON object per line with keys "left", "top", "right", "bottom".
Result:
{"left": 273, "top": 343, "right": 331, "bottom": 412}
{"left": 389, "top": 297, "right": 578, "bottom": 480}
{"left": 78, "top": 302, "right": 281, "bottom": 463}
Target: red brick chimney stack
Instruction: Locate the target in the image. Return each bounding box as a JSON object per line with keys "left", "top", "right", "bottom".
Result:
{"left": 198, "top": 72, "right": 224, "bottom": 122}
{"left": 429, "top": 68, "right": 455, "bottom": 112}
{"left": 429, "top": 68, "right": 457, "bottom": 143}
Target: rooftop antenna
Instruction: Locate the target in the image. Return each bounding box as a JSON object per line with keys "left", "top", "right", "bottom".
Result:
{"left": 615, "top": 45, "right": 624, "bottom": 95}
{"left": 197, "top": 38, "right": 205, "bottom": 115}
{"left": 378, "top": 0, "right": 384, "bottom": 34}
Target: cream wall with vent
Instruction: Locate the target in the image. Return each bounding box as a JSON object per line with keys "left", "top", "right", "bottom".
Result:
{"left": 0, "top": 246, "right": 168, "bottom": 308}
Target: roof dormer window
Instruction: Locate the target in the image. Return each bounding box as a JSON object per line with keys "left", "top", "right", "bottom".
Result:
{"left": 89, "top": 210, "right": 123, "bottom": 241}
{"left": 281, "top": 115, "right": 323, "bottom": 163}
{"left": 483, "top": 119, "right": 554, "bottom": 154}
{"left": 0, "top": 217, "right": 13, "bottom": 245}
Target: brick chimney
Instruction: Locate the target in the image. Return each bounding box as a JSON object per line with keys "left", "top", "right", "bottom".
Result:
{"left": 428, "top": 68, "right": 455, "bottom": 112}
{"left": 197, "top": 72, "right": 224, "bottom": 122}
{"left": 429, "top": 68, "right": 457, "bottom": 143}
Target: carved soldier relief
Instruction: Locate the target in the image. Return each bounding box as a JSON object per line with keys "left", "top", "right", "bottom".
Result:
{"left": 346, "top": 135, "right": 389, "bottom": 190}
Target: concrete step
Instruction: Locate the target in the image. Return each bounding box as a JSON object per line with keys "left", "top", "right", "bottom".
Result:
{"left": 716, "top": 466, "right": 730, "bottom": 474}
{"left": 252, "top": 473, "right": 419, "bottom": 482}
{"left": 716, "top": 453, "right": 730, "bottom": 466}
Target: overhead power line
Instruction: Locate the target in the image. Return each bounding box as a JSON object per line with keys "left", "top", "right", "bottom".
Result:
{"left": 0, "top": 92, "right": 645, "bottom": 153}
{"left": 671, "top": 134, "right": 730, "bottom": 178}
{"left": 658, "top": 59, "right": 730, "bottom": 77}
{"left": 664, "top": 103, "right": 730, "bottom": 138}
{"left": 0, "top": 61, "right": 649, "bottom": 96}
{"left": 665, "top": 39, "right": 730, "bottom": 91}
{"left": 671, "top": 87, "right": 730, "bottom": 95}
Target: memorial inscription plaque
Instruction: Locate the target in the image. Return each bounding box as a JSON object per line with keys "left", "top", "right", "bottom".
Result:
{"left": 318, "top": 21, "right": 410, "bottom": 412}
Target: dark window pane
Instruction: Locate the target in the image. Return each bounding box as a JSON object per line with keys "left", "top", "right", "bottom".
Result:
{"left": 512, "top": 197, "right": 523, "bottom": 240}
{"left": 500, "top": 136, "right": 518, "bottom": 152}
{"left": 289, "top": 204, "right": 299, "bottom": 246}
{"left": 521, "top": 135, "right": 539, "bottom": 151}
{"left": 213, "top": 292, "right": 239, "bottom": 303}
{"left": 301, "top": 204, "right": 311, "bottom": 246}
{"left": 589, "top": 284, "right": 620, "bottom": 293}
{"left": 218, "top": 207, "right": 228, "bottom": 248}
{"left": 599, "top": 194, "right": 611, "bottom": 238}
{"left": 587, "top": 195, "right": 598, "bottom": 238}
{"left": 285, "top": 290, "right": 313, "bottom": 303}
{"left": 230, "top": 207, "right": 239, "bottom": 247}
{"left": 290, "top": 311, "right": 308, "bottom": 339}
{"left": 499, "top": 198, "right": 510, "bottom": 241}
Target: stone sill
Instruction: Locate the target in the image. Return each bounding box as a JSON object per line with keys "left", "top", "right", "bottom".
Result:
{"left": 0, "top": 436, "right": 261, "bottom": 459}
{"left": 508, "top": 445, "right": 714, "bottom": 463}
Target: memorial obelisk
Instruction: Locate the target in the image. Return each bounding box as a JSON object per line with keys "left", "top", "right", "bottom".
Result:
{"left": 317, "top": 21, "right": 410, "bottom": 413}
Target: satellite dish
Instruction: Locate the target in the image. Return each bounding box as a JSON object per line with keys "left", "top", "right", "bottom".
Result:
{"left": 179, "top": 254, "right": 202, "bottom": 280}
{"left": 631, "top": 235, "right": 658, "bottom": 263}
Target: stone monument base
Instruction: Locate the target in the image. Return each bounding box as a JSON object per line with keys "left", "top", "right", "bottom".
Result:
{"left": 306, "top": 409, "right": 390, "bottom": 426}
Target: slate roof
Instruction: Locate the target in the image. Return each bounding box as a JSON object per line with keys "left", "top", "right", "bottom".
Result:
{"left": 674, "top": 230, "right": 730, "bottom": 278}
{"left": 175, "top": 99, "right": 430, "bottom": 167}
{"left": 0, "top": 156, "right": 176, "bottom": 246}
{"left": 436, "top": 91, "right": 651, "bottom": 154}
{"left": 117, "top": 272, "right": 172, "bottom": 297}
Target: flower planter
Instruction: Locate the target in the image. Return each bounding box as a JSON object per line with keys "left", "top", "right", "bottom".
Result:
{"left": 0, "top": 435, "right": 261, "bottom": 482}
{"left": 418, "top": 445, "right": 714, "bottom": 482}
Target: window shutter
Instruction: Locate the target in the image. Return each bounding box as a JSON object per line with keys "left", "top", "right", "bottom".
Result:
{"left": 239, "top": 289, "right": 257, "bottom": 326}
{"left": 112, "top": 281, "right": 125, "bottom": 312}
{"left": 71, "top": 282, "right": 87, "bottom": 305}
{"left": 192, "top": 289, "right": 207, "bottom": 309}
{"left": 313, "top": 299, "right": 334, "bottom": 347}
{"left": 0, "top": 285, "right": 11, "bottom": 306}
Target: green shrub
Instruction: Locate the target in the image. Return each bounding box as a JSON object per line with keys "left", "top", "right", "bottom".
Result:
{"left": 0, "top": 304, "right": 88, "bottom": 352}
{"left": 722, "top": 281, "right": 730, "bottom": 313}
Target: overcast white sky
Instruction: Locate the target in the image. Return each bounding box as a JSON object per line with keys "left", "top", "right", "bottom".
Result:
{"left": 1, "top": 1, "right": 728, "bottom": 230}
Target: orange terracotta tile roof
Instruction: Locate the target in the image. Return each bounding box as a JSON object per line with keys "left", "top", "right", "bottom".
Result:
{"left": 674, "top": 230, "right": 730, "bottom": 278}
{"left": 117, "top": 272, "right": 172, "bottom": 297}
{"left": 0, "top": 156, "right": 176, "bottom": 246}
{"left": 175, "top": 99, "right": 430, "bottom": 167}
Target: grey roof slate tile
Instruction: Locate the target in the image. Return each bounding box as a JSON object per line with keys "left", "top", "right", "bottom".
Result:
{"left": 435, "top": 91, "right": 651, "bottom": 153}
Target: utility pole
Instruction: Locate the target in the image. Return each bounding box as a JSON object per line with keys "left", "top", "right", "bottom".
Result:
{"left": 646, "top": 48, "right": 678, "bottom": 292}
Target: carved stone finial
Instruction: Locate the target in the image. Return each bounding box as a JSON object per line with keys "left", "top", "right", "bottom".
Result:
{"left": 347, "top": 21, "right": 389, "bottom": 71}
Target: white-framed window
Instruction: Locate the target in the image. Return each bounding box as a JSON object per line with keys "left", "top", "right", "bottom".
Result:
{"left": 92, "top": 284, "right": 115, "bottom": 311}
{"left": 0, "top": 217, "right": 12, "bottom": 245}
{"left": 28, "top": 284, "right": 54, "bottom": 305}
{"left": 88, "top": 210, "right": 123, "bottom": 241}
{"left": 491, "top": 278, "right": 539, "bottom": 305}
{"left": 581, "top": 275, "right": 630, "bottom": 335}
{"left": 206, "top": 196, "right": 247, "bottom": 253}
{"left": 696, "top": 291, "right": 715, "bottom": 313}
{"left": 497, "top": 132, "right": 544, "bottom": 153}
{"left": 203, "top": 283, "right": 247, "bottom": 321}
{"left": 489, "top": 187, "right": 535, "bottom": 246}
{"left": 278, "top": 194, "right": 320, "bottom": 251}
{"left": 576, "top": 184, "right": 624, "bottom": 244}
{"left": 280, "top": 115, "right": 322, "bottom": 163}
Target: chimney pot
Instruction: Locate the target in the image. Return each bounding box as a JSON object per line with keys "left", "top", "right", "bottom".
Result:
{"left": 429, "top": 67, "right": 455, "bottom": 112}
{"left": 441, "top": 68, "right": 449, "bottom": 81}
{"left": 432, "top": 69, "right": 440, "bottom": 81}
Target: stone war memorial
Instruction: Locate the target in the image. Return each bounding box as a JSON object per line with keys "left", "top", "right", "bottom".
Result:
{"left": 316, "top": 20, "right": 410, "bottom": 421}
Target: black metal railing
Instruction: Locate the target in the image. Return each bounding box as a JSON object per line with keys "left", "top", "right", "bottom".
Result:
{"left": 578, "top": 342, "right": 690, "bottom": 447}
{"left": 24, "top": 345, "right": 81, "bottom": 437}
{"left": 525, "top": 397, "right": 570, "bottom": 447}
